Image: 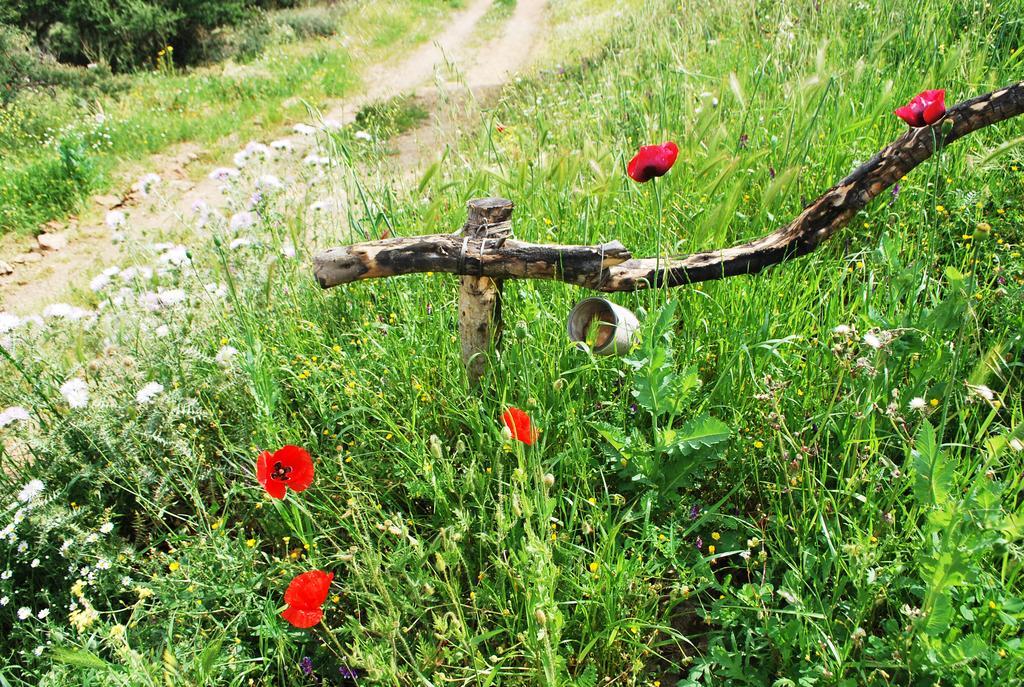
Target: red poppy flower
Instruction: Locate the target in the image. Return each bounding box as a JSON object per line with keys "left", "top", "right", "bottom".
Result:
{"left": 281, "top": 570, "right": 333, "bottom": 628}
{"left": 502, "top": 407, "right": 539, "bottom": 445}
{"left": 627, "top": 141, "right": 679, "bottom": 183}
{"left": 256, "top": 445, "right": 314, "bottom": 499}
{"left": 894, "top": 89, "right": 946, "bottom": 127}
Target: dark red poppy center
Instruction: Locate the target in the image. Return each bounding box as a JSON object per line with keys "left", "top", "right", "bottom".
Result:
{"left": 271, "top": 461, "right": 292, "bottom": 482}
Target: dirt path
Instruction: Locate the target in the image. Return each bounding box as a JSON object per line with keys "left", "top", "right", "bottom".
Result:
{"left": 0, "top": 0, "right": 547, "bottom": 315}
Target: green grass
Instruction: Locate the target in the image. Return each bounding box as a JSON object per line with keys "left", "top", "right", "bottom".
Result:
{"left": 2, "top": 0, "right": 1024, "bottom": 685}
{"left": 0, "top": 0, "right": 459, "bottom": 237}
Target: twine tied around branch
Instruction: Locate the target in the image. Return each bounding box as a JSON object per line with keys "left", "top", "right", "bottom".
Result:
{"left": 455, "top": 219, "right": 513, "bottom": 276}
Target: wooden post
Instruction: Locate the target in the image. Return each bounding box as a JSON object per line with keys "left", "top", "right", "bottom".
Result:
{"left": 459, "top": 197, "right": 513, "bottom": 386}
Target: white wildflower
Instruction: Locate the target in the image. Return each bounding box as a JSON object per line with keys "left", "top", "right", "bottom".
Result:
{"left": 158, "top": 245, "right": 190, "bottom": 267}
{"left": 105, "top": 210, "right": 126, "bottom": 229}
{"left": 282, "top": 242, "right": 296, "bottom": 258}
{"left": 257, "top": 174, "right": 283, "bottom": 191}
{"left": 208, "top": 167, "right": 240, "bottom": 182}
{"left": 302, "top": 154, "right": 330, "bottom": 167}
{"left": 908, "top": 397, "right": 927, "bottom": 412}
{"left": 0, "top": 596, "right": 8, "bottom": 606}
{"left": 320, "top": 118, "right": 343, "bottom": 131}
{"left": 0, "top": 570, "right": 11, "bottom": 580}
{"left": 270, "top": 139, "right": 293, "bottom": 152}
{"left": 293, "top": 123, "right": 316, "bottom": 135}
{"left": 968, "top": 384, "right": 995, "bottom": 402}
{"left": 155, "top": 325, "right": 170, "bottom": 338}
{"left": 863, "top": 333, "right": 882, "bottom": 349}
{"left": 60, "top": 378, "right": 90, "bottom": 409}
{"left": 30, "top": 558, "right": 39, "bottom": 568}
{"left": 354, "top": 130, "right": 373, "bottom": 141}
{"left": 95, "top": 558, "right": 111, "bottom": 570}
{"left": 135, "top": 382, "right": 164, "bottom": 405}
{"left": 34, "top": 646, "right": 45, "bottom": 656}
{"left": 229, "top": 237, "right": 253, "bottom": 250}
{"left": 99, "top": 522, "right": 114, "bottom": 534}
{"left": 17, "top": 607, "right": 31, "bottom": 621}
{"left": 120, "top": 576, "right": 132, "bottom": 587}
{"left": 43, "top": 303, "right": 91, "bottom": 321}
{"left": 244, "top": 141, "right": 271, "bottom": 158}
{"left": 140, "top": 289, "right": 186, "bottom": 311}
{"left": 84, "top": 533, "right": 98, "bottom": 544}
{"left": 0, "top": 312, "right": 22, "bottom": 334}
{"left": 132, "top": 173, "right": 160, "bottom": 196}
{"left": 215, "top": 345, "right": 239, "bottom": 368}
{"left": 204, "top": 283, "right": 228, "bottom": 298}
{"left": 0, "top": 406, "right": 31, "bottom": 428}
{"left": 118, "top": 266, "right": 153, "bottom": 283}
{"left": 89, "top": 272, "right": 113, "bottom": 292}
{"left": 17, "top": 479, "right": 45, "bottom": 503}
{"left": 232, "top": 150, "right": 250, "bottom": 167}
{"left": 229, "top": 211, "right": 258, "bottom": 232}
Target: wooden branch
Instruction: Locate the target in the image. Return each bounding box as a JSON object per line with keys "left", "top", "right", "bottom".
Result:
{"left": 314, "top": 81, "right": 1024, "bottom": 292}
{"left": 314, "top": 236, "right": 633, "bottom": 288}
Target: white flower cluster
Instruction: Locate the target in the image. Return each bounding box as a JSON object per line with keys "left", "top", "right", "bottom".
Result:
{"left": 0, "top": 406, "right": 30, "bottom": 428}
{"left": 59, "top": 379, "right": 90, "bottom": 409}
{"left": 135, "top": 382, "right": 164, "bottom": 405}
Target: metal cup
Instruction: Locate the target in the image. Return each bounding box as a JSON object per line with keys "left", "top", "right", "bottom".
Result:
{"left": 567, "top": 297, "right": 640, "bottom": 356}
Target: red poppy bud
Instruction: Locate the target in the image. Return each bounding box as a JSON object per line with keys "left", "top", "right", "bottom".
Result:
{"left": 627, "top": 141, "right": 678, "bottom": 183}
{"left": 256, "top": 445, "right": 314, "bottom": 499}
{"left": 281, "top": 570, "right": 333, "bottom": 628}
{"left": 894, "top": 89, "right": 946, "bottom": 127}
{"left": 502, "top": 407, "right": 539, "bottom": 445}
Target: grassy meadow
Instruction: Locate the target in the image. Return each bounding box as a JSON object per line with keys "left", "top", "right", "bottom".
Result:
{"left": 2, "top": 0, "right": 1024, "bottom": 685}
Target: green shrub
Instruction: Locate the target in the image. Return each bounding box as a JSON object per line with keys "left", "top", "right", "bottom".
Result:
{"left": 46, "top": 0, "right": 181, "bottom": 72}
{"left": 272, "top": 5, "right": 344, "bottom": 38}
{"left": 0, "top": 24, "right": 112, "bottom": 103}
{"left": 0, "top": 0, "right": 260, "bottom": 72}
{"left": 0, "top": 135, "right": 102, "bottom": 234}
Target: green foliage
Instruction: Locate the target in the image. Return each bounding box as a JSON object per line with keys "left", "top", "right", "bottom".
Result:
{"left": 46, "top": 0, "right": 182, "bottom": 72}
{"left": 0, "top": 25, "right": 112, "bottom": 103}
{"left": 597, "top": 299, "right": 731, "bottom": 500}
{"left": 271, "top": 4, "right": 347, "bottom": 39}
{"left": 354, "top": 94, "right": 430, "bottom": 139}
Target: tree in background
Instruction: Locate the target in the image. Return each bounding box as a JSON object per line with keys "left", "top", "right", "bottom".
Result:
{"left": 0, "top": 0, "right": 301, "bottom": 72}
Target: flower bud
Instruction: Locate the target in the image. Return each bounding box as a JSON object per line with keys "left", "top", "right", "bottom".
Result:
{"left": 501, "top": 426, "right": 513, "bottom": 441}
{"left": 552, "top": 378, "right": 565, "bottom": 391}
{"left": 428, "top": 434, "right": 443, "bottom": 461}
{"left": 543, "top": 473, "right": 555, "bottom": 488}
{"left": 534, "top": 608, "right": 547, "bottom": 626}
